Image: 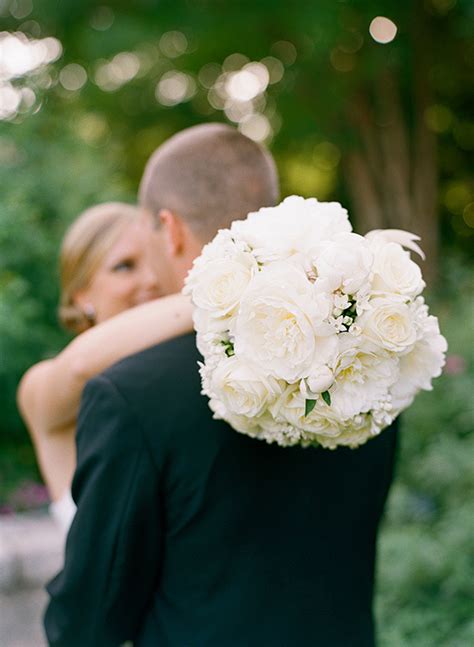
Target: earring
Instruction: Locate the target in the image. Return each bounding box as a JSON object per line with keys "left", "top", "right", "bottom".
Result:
{"left": 83, "top": 303, "right": 96, "bottom": 326}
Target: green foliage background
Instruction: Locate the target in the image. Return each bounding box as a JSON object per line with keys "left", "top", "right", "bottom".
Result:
{"left": 376, "top": 262, "right": 474, "bottom": 646}
{"left": 0, "top": 1, "right": 472, "bottom": 644}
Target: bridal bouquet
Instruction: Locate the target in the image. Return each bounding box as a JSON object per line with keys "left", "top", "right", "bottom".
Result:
{"left": 184, "top": 196, "right": 447, "bottom": 449}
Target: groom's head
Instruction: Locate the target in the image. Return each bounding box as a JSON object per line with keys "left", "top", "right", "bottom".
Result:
{"left": 139, "top": 123, "right": 279, "bottom": 293}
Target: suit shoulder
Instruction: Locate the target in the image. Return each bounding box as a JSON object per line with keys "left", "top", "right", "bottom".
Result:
{"left": 100, "top": 333, "right": 201, "bottom": 396}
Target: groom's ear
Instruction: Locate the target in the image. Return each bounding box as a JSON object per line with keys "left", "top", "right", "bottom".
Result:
{"left": 159, "top": 209, "right": 185, "bottom": 257}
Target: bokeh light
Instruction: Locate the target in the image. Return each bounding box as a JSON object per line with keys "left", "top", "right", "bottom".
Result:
{"left": 463, "top": 202, "right": 474, "bottom": 228}
{"left": 369, "top": 17, "right": 398, "bottom": 44}
{"left": 223, "top": 53, "right": 249, "bottom": 72}
{"left": 260, "top": 56, "right": 284, "bottom": 84}
{"left": 59, "top": 63, "right": 87, "bottom": 91}
{"left": 90, "top": 6, "right": 115, "bottom": 31}
{"left": 0, "top": 32, "right": 62, "bottom": 80}
{"left": 313, "top": 142, "right": 341, "bottom": 171}
{"left": 425, "top": 104, "right": 453, "bottom": 133}
{"left": 330, "top": 48, "right": 355, "bottom": 72}
{"left": 202, "top": 55, "right": 280, "bottom": 142}
{"left": 0, "top": 31, "right": 62, "bottom": 120}
{"left": 159, "top": 31, "right": 188, "bottom": 58}
{"left": 198, "top": 63, "right": 221, "bottom": 89}
{"left": 443, "top": 181, "right": 472, "bottom": 214}
{"left": 9, "top": 0, "right": 33, "bottom": 20}
{"left": 270, "top": 40, "right": 297, "bottom": 65}
{"left": 430, "top": 0, "right": 457, "bottom": 14}
{"left": 0, "top": 83, "right": 21, "bottom": 120}
{"left": 339, "top": 30, "right": 364, "bottom": 54}
{"left": 155, "top": 71, "right": 196, "bottom": 106}
{"left": 94, "top": 52, "right": 140, "bottom": 92}
{"left": 226, "top": 63, "right": 269, "bottom": 102}
{"left": 238, "top": 113, "right": 271, "bottom": 142}
{"left": 76, "top": 113, "right": 110, "bottom": 145}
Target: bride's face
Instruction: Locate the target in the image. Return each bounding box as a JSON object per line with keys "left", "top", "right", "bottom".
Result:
{"left": 75, "top": 220, "right": 162, "bottom": 324}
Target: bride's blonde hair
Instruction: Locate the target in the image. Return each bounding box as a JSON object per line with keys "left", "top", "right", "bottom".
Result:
{"left": 59, "top": 202, "right": 140, "bottom": 333}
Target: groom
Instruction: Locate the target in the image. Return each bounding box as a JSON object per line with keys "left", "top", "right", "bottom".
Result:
{"left": 45, "top": 124, "right": 398, "bottom": 646}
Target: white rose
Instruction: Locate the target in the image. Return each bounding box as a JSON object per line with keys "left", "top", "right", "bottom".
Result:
{"left": 359, "top": 297, "right": 417, "bottom": 354}
{"left": 230, "top": 196, "right": 352, "bottom": 265}
{"left": 371, "top": 242, "right": 425, "bottom": 297}
{"left": 234, "top": 263, "right": 332, "bottom": 382}
{"left": 313, "top": 232, "right": 374, "bottom": 294}
{"left": 209, "top": 356, "right": 283, "bottom": 418}
{"left": 189, "top": 252, "right": 257, "bottom": 318}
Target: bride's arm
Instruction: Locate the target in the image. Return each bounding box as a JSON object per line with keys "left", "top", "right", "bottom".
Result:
{"left": 17, "top": 293, "right": 194, "bottom": 433}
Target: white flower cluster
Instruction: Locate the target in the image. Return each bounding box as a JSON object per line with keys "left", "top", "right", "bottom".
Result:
{"left": 184, "top": 196, "right": 447, "bottom": 449}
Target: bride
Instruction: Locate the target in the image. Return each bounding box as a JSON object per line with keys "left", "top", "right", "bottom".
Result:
{"left": 17, "top": 202, "right": 193, "bottom": 530}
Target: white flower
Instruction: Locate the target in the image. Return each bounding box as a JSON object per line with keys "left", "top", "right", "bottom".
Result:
{"left": 330, "top": 335, "right": 399, "bottom": 419}
{"left": 365, "top": 229, "right": 425, "bottom": 260}
{"left": 359, "top": 296, "right": 417, "bottom": 354}
{"left": 271, "top": 385, "right": 343, "bottom": 438}
{"left": 234, "top": 263, "right": 332, "bottom": 382}
{"left": 209, "top": 356, "right": 283, "bottom": 418}
{"left": 230, "top": 196, "right": 352, "bottom": 264}
{"left": 390, "top": 299, "right": 447, "bottom": 410}
{"left": 371, "top": 242, "right": 425, "bottom": 297}
{"left": 188, "top": 194, "right": 444, "bottom": 451}
{"left": 315, "top": 415, "right": 375, "bottom": 450}
{"left": 187, "top": 252, "right": 257, "bottom": 319}
{"left": 190, "top": 228, "right": 249, "bottom": 266}
{"left": 192, "top": 308, "right": 231, "bottom": 335}
{"left": 300, "top": 365, "right": 335, "bottom": 398}
{"left": 313, "top": 232, "right": 374, "bottom": 294}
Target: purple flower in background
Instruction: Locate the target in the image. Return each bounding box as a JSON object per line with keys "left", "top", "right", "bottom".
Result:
{"left": 2, "top": 480, "right": 50, "bottom": 513}
{"left": 444, "top": 354, "right": 467, "bottom": 376}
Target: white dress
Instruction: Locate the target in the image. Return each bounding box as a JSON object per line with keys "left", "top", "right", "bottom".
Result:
{"left": 49, "top": 489, "right": 77, "bottom": 533}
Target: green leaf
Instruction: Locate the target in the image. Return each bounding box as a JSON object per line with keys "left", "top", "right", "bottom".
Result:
{"left": 322, "top": 390, "right": 331, "bottom": 406}
{"left": 305, "top": 399, "right": 317, "bottom": 416}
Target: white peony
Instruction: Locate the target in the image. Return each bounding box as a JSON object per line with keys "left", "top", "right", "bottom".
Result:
{"left": 371, "top": 242, "right": 425, "bottom": 297}
{"left": 271, "top": 385, "right": 342, "bottom": 439}
{"left": 390, "top": 299, "right": 447, "bottom": 410}
{"left": 230, "top": 196, "right": 352, "bottom": 264}
{"left": 234, "top": 263, "right": 332, "bottom": 382}
{"left": 359, "top": 296, "right": 417, "bottom": 354}
{"left": 186, "top": 195, "right": 445, "bottom": 451}
{"left": 190, "top": 228, "right": 250, "bottom": 266}
{"left": 313, "top": 232, "right": 374, "bottom": 294}
{"left": 330, "top": 335, "right": 399, "bottom": 419}
{"left": 209, "top": 356, "right": 283, "bottom": 418}
{"left": 315, "top": 414, "right": 376, "bottom": 450}
{"left": 208, "top": 398, "right": 261, "bottom": 436}
{"left": 186, "top": 252, "right": 257, "bottom": 318}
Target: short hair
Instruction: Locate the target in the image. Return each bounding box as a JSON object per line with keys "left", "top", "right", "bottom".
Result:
{"left": 138, "top": 123, "right": 279, "bottom": 241}
{"left": 59, "top": 202, "right": 140, "bottom": 333}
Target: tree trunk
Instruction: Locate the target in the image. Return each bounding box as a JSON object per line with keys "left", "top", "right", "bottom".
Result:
{"left": 343, "top": 13, "right": 438, "bottom": 285}
{"left": 412, "top": 7, "right": 438, "bottom": 285}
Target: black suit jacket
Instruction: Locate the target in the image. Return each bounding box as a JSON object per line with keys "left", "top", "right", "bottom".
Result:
{"left": 45, "top": 333, "right": 398, "bottom": 647}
